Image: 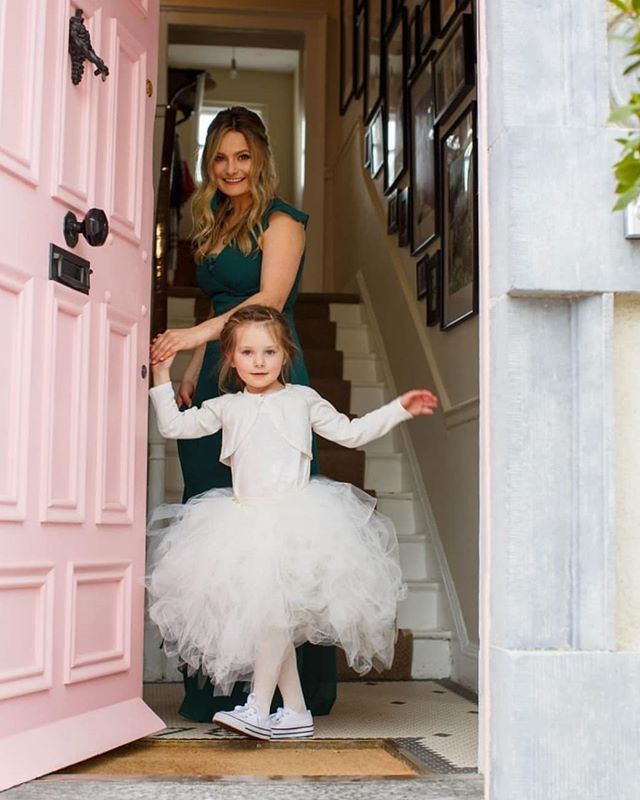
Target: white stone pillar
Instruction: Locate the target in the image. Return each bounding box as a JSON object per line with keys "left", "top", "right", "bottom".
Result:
{"left": 478, "top": 2, "right": 640, "bottom": 797}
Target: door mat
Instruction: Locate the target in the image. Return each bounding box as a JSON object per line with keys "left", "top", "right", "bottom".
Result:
{"left": 54, "top": 738, "right": 430, "bottom": 779}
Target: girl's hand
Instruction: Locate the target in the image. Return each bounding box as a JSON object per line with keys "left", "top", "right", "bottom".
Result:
{"left": 177, "top": 376, "right": 197, "bottom": 408}
{"left": 400, "top": 389, "right": 439, "bottom": 417}
{"left": 150, "top": 351, "right": 176, "bottom": 387}
{"left": 150, "top": 327, "right": 202, "bottom": 365}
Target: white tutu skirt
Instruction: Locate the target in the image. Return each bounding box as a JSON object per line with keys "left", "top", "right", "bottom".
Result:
{"left": 145, "top": 477, "right": 407, "bottom": 695}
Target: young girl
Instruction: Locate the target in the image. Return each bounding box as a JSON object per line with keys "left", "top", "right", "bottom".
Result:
{"left": 147, "top": 305, "right": 438, "bottom": 740}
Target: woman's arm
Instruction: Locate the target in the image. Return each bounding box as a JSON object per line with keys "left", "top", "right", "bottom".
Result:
{"left": 150, "top": 212, "right": 305, "bottom": 365}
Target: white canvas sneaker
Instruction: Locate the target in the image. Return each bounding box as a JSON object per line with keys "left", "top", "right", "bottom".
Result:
{"left": 212, "top": 693, "right": 271, "bottom": 740}
{"left": 269, "top": 706, "right": 314, "bottom": 739}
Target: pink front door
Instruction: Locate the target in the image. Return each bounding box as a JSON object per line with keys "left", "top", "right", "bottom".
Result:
{"left": 0, "top": 0, "right": 163, "bottom": 789}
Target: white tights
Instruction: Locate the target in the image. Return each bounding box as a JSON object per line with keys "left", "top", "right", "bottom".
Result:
{"left": 251, "top": 629, "right": 306, "bottom": 717}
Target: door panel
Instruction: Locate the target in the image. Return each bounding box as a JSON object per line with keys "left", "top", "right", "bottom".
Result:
{"left": 0, "top": 0, "right": 46, "bottom": 184}
{"left": 39, "top": 284, "right": 90, "bottom": 523}
{"left": 105, "top": 20, "right": 147, "bottom": 242}
{"left": 0, "top": 0, "right": 162, "bottom": 790}
{"left": 0, "top": 267, "right": 32, "bottom": 521}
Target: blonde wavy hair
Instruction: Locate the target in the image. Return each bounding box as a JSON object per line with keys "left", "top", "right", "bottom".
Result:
{"left": 191, "top": 107, "right": 278, "bottom": 262}
{"left": 218, "top": 305, "right": 298, "bottom": 393}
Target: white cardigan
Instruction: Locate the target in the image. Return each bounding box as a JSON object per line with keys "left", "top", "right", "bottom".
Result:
{"left": 149, "top": 382, "right": 412, "bottom": 467}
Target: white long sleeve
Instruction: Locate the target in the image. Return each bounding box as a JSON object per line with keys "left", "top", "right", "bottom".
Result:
{"left": 149, "top": 382, "right": 224, "bottom": 439}
{"left": 307, "top": 390, "right": 413, "bottom": 448}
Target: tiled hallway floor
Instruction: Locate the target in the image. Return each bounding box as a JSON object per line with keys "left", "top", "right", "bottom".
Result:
{"left": 144, "top": 680, "right": 479, "bottom": 774}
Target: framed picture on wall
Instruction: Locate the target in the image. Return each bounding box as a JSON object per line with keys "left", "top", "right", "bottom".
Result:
{"left": 354, "top": 5, "right": 366, "bottom": 98}
{"left": 416, "top": 253, "right": 428, "bottom": 299}
{"left": 425, "top": 250, "right": 442, "bottom": 325}
{"left": 364, "top": 0, "right": 384, "bottom": 121}
{"left": 408, "top": 5, "right": 420, "bottom": 79}
{"left": 340, "top": 0, "right": 355, "bottom": 114}
{"left": 440, "top": 101, "right": 477, "bottom": 329}
{"left": 439, "top": 0, "right": 457, "bottom": 36}
{"left": 433, "top": 13, "right": 475, "bottom": 122}
{"left": 398, "top": 186, "right": 410, "bottom": 246}
{"left": 369, "top": 105, "right": 385, "bottom": 177}
{"left": 419, "top": 0, "right": 440, "bottom": 54}
{"left": 383, "top": 7, "right": 408, "bottom": 193}
{"left": 409, "top": 54, "right": 438, "bottom": 255}
{"left": 388, "top": 188, "right": 399, "bottom": 233}
{"left": 382, "top": 0, "right": 399, "bottom": 34}
{"left": 364, "top": 127, "right": 372, "bottom": 168}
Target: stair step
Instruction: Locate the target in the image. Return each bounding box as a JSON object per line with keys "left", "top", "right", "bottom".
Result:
{"left": 350, "top": 382, "right": 386, "bottom": 415}
{"left": 361, "top": 428, "right": 400, "bottom": 455}
{"left": 376, "top": 492, "right": 424, "bottom": 535}
{"left": 298, "top": 292, "right": 360, "bottom": 304}
{"left": 365, "top": 453, "right": 409, "bottom": 493}
{"left": 296, "top": 319, "right": 337, "bottom": 350}
{"left": 398, "top": 580, "right": 441, "bottom": 630}
{"left": 336, "top": 323, "right": 372, "bottom": 355}
{"left": 398, "top": 534, "right": 430, "bottom": 581}
{"left": 310, "top": 377, "right": 351, "bottom": 413}
{"left": 343, "top": 353, "right": 381, "bottom": 383}
{"left": 304, "top": 349, "right": 344, "bottom": 379}
{"left": 318, "top": 448, "right": 365, "bottom": 488}
{"left": 329, "top": 303, "right": 364, "bottom": 325}
{"left": 411, "top": 630, "right": 452, "bottom": 679}
{"left": 294, "top": 302, "right": 330, "bottom": 321}
{"left": 336, "top": 628, "right": 412, "bottom": 682}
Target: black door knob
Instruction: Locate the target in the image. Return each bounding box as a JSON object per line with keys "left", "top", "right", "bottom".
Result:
{"left": 64, "top": 208, "right": 109, "bottom": 248}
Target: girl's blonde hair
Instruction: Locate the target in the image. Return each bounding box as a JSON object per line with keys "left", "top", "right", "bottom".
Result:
{"left": 191, "top": 107, "right": 277, "bottom": 262}
{"left": 218, "top": 305, "right": 298, "bottom": 393}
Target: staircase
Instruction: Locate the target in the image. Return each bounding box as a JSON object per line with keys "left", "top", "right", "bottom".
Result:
{"left": 153, "top": 290, "right": 452, "bottom": 681}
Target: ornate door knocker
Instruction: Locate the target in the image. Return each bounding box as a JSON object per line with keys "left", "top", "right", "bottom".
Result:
{"left": 68, "top": 9, "right": 109, "bottom": 86}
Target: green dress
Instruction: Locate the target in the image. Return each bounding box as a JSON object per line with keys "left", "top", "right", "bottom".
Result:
{"left": 175, "top": 197, "right": 337, "bottom": 722}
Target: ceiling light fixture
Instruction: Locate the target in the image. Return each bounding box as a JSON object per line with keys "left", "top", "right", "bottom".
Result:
{"left": 230, "top": 47, "right": 239, "bottom": 80}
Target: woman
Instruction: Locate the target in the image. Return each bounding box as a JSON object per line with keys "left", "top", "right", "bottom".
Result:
{"left": 150, "top": 106, "right": 336, "bottom": 722}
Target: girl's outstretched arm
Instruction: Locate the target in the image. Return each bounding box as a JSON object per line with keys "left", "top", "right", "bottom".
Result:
{"left": 308, "top": 388, "right": 438, "bottom": 449}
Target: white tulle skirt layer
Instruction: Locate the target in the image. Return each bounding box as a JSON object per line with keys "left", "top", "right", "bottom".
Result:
{"left": 145, "top": 477, "right": 407, "bottom": 696}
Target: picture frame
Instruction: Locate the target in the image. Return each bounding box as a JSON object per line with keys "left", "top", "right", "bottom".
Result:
{"left": 383, "top": 7, "right": 408, "bottom": 193}
{"left": 416, "top": 254, "right": 428, "bottom": 300}
{"left": 407, "top": 5, "right": 421, "bottom": 79}
{"left": 409, "top": 54, "right": 438, "bottom": 255}
{"left": 438, "top": 0, "right": 457, "bottom": 37}
{"left": 398, "top": 186, "right": 410, "bottom": 246}
{"left": 354, "top": 5, "right": 366, "bottom": 99}
{"left": 425, "top": 250, "right": 442, "bottom": 325}
{"left": 339, "top": 0, "right": 355, "bottom": 114}
{"left": 382, "top": 0, "right": 400, "bottom": 34}
{"left": 363, "top": 127, "right": 372, "bottom": 169}
{"left": 418, "top": 0, "right": 440, "bottom": 55}
{"left": 369, "top": 105, "right": 385, "bottom": 177}
{"left": 387, "top": 188, "right": 399, "bottom": 234}
{"left": 433, "top": 13, "right": 475, "bottom": 123}
{"left": 364, "top": 0, "right": 384, "bottom": 122}
{"left": 440, "top": 101, "right": 477, "bottom": 329}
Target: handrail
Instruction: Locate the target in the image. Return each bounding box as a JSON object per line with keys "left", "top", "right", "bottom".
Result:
{"left": 151, "top": 104, "right": 177, "bottom": 340}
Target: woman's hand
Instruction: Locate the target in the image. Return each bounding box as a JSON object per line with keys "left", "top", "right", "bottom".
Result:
{"left": 150, "top": 327, "right": 203, "bottom": 365}
{"left": 400, "top": 389, "right": 439, "bottom": 417}
{"left": 177, "top": 376, "right": 197, "bottom": 408}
